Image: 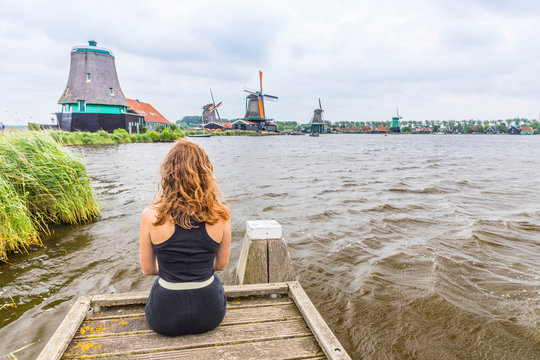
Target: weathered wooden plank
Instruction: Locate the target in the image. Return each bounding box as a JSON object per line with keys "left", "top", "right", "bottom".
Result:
{"left": 228, "top": 298, "right": 294, "bottom": 309}
{"left": 288, "top": 282, "right": 351, "bottom": 360}
{"left": 62, "top": 319, "right": 312, "bottom": 358}
{"left": 268, "top": 238, "right": 296, "bottom": 283}
{"left": 37, "top": 296, "right": 91, "bottom": 360}
{"left": 78, "top": 336, "right": 324, "bottom": 359}
{"left": 91, "top": 291, "right": 148, "bottom": 307}
{"left": 75, "top": 304, "right": 302, "bottom": 338}
{"left": 90, "top": 294, "right": 293, "bottom": 321}
{"left": 88, "top": 283, "right": 289, "bottom": 309}
{"left": 235, "top": 232, "right": 252, "bottom": 284}
{"left": 242, "top": 238, "right": 268, "bottom": 284}
{"left": 88, "top": 304, "right": 145, "bottom": 320}
{"left": 225, "top": 282, "right": 289, "bottom": 297}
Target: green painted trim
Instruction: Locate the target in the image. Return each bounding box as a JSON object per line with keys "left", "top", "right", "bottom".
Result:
{"left": 63, "top": 104, "right": 125, "bottom": 114}
{"left": 72, "top": 48, "right": 113, "bottom": 57}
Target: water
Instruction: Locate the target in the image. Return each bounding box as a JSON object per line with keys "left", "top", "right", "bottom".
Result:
{"left": 1, "top": 135, "right": 539, "bottom": 359}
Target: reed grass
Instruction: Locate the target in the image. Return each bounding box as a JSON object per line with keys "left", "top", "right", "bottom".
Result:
{"left": 48, "top": 128, "right": 185, "bottom": 146}
{"left": 0, "top": 131, "right": 100, "bottom": 259}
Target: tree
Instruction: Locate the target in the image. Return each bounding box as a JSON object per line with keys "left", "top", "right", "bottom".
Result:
{"left": 496, "top": 123, "right": 507, "bottom": 133}
{"left": 463, "top": 124, "right": 472, "bottom": 134}
{"left": 176, "top": 116, "right": 202, "bottom": 128}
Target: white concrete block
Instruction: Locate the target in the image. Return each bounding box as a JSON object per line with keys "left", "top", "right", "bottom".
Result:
{"left": 246, "top": 220, "right": 282, "bottom": 240}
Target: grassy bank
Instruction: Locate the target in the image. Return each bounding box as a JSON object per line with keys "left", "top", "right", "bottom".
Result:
{"left": 0, "top": 131, "right": 100, "bottom": 260}
{"left": 49, "top": 128, "right": 185, "bottom": 145}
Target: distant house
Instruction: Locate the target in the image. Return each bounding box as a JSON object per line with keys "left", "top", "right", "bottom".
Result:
{"left": 264, "top": 121, "right": 278, "bottom": 132}
{"left": 126, "top": 99, "right": 170, "bottom": 131}
{"left": 362, "top": 125, "right": 372, "bottom": 133}
{"left": 521, "top": 126, "right": 534, "bottom": 135}
{"left": 203, "top": 121, "right": 233, "bottom": 131}
{"left": 375, "top": 124, "right": 388, "bottom": 133}
{"left": 507, "top": 126, "right": 521, "bottom": 135}
{"left": 471, "top": 126, "right": 484, "bottom": 134}
{"left": 341, "top": 127, "right": 361, "bottom": 133}
{"left": 452, "top": 125, "right": 463, "bottom": 134}
{"left": 414, "top": 127, "right": 431, "bottom": 134}
{"left": 232, "top": 120, "right": 277, "bottom": 132}
{"left": 436, "top": 127, "right": 449, "bottom": 134}
{"left": 203, "top": 122, "right": 224, "bottom": 130}
{"left": 485, "top": 126, "right": 497, "bottom": 134}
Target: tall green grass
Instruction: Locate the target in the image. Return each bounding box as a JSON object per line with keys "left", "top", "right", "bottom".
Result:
{"left": 49, "top": 128, "right": 186, "bottom": 146}
{"left": 0, "top": 131, "right": 100, "bottom": 259}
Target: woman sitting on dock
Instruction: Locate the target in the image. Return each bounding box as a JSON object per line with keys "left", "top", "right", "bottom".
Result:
{"left": 139, "top": 139, "right": 231, "bottom": 336}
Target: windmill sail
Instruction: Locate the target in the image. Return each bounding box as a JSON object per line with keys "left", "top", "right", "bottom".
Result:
{"left": 244, "top": 70, "right": 278, "bottom": 119}
{"left": 202, "top": 89, "right": 223, "bottom": 125}
{"left": 310, "top": 98, "right": 325, "bottom": 134}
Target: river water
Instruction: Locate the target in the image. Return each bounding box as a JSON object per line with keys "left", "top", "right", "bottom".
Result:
{"left": 1, "top": 134, "right": 539, "bottom": 359}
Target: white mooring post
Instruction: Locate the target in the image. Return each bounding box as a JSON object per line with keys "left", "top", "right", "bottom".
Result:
{"left": 235, "top": 220, "right": 296, "bottom": 285}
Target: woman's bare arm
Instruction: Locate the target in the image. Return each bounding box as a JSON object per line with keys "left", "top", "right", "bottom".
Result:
{"left": 139, "top": 207, "right": 159, "bottom": 275}
{"left": 214, "top": 219, "right": 231, "bottom": 271}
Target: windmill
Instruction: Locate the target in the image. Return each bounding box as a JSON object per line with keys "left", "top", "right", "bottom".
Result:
{"left": 310, "top": 98, "right": 325, "bottom": 134}
{"left": 202, "top": 88, "right": 223, "bottom": 126}
{"left": 243, "top": 71, "right": 278, "bottom": 129}
{"left": 390, "top": 108, "right": 402, "bottom": 133}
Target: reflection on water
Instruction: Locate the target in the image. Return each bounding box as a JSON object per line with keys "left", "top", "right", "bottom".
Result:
{"left": 1, "top": 135, "right": 539, "bottom": 359}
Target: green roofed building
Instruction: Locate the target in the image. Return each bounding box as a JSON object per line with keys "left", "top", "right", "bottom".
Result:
{"left": 56, "top": 41, "right": 140, "bottom": 133}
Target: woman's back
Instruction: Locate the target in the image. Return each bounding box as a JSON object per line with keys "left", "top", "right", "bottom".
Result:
{"left": 153, "top": 221, "right": 219, "bottom": 282}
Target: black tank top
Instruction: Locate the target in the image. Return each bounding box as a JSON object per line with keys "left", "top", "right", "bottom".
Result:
{"left": 152, "top": 221, "right": 219, "bottom": 282}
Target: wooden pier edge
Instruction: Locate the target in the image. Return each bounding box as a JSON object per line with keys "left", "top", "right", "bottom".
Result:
{"left": 288, "top": 281, "right": 351, "bottom": 360}
{"left": 36, "top": 296, "right": 91, "bottom": 360}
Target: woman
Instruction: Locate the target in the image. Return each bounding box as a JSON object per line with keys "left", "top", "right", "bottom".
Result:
{"left": 139, "top": 139, "right": 231, "bottom": 336}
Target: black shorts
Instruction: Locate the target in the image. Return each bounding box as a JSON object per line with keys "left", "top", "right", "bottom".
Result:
{"left": 145, "top": 274, "right": 226, "bottom": 336}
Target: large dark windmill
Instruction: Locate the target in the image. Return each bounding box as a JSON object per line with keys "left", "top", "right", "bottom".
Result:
{"left": 233, "top": 71, "right": 278, "bottom": 131}
{"left": 56, "top": 40, "right": 140, "bottom": 132}
{"left": 202, "top": 89, "right": 223, "bottom": 126}
{"left": 310, "top": 98, "right": 325, "bottom": 134}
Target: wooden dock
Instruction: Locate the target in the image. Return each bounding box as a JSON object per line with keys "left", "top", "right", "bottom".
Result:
{"left": 38, "top": 221, "right": 350, "bottom": 359}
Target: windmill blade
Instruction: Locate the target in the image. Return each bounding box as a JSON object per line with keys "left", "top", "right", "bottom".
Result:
{"left": 210, "top": 102, "right": 222, "bottom": 112}
{"left": 215, "top": 108, "right": 222, "bottom": 123}
{"left": 259, "top": 70, "right": 263, "bottom": 92}
{"left": 210, "top": 88, "right": 216, "bottom": 107}
{"left": 319, "top": 97, "right": 322, "bottom": 110}
{"left": 215, "top": 101, "right": 222, "bottom": 108}
{"left": 244, "top": 87, "right": 257, "bottom": 94}
{"left": 262, "top": 94, "right": 278, "bottom": 102}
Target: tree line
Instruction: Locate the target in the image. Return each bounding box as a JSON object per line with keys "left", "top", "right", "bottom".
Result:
{"left": 175, "top": 116, "right": 540, "bottom": 133}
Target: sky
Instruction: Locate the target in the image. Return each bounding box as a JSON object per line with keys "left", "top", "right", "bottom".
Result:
{"left": 1, "top": 0, "right": 540, "bottom": 125}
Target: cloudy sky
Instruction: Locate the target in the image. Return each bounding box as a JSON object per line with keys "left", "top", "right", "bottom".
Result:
{"left": 1, "top": 0, "right": 540, "bottom": 125}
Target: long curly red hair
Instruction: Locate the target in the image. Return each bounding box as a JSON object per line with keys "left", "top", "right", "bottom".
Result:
{"left": 153, "top": 139, "right": 230, "bottom": 228}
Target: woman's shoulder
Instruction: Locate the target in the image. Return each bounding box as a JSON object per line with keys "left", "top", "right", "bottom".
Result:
{"left": 141, "top": 205, "right": 159, "bottom": 223}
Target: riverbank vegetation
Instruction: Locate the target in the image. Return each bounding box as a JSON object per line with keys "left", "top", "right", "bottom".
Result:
{"left": 273, "top": 118, "right": 540, "bottom": 134}
{"left": 0, "top": 131, "right": 100, "bottom": 260}
{"left": 42, "top": 128, "right": 185, "bottom": 145}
